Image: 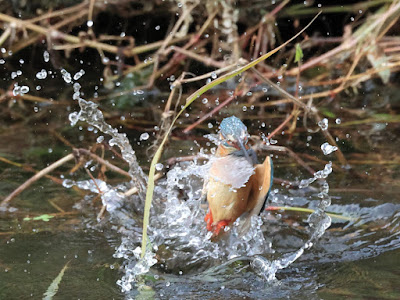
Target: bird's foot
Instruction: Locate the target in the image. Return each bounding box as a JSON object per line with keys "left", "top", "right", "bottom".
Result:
{"left": 204, "top": 210, "right": 213, "bottom": 231}
{"left": 205, "top": 211, "right": 231, "bottom": 236}
{"left": 213, "top": 220, "right": 231, "bottom": 236}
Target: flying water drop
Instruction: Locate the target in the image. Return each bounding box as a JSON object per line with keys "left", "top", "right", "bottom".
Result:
{"left": 321, "top": 142, "right": 338, "bottom": 155}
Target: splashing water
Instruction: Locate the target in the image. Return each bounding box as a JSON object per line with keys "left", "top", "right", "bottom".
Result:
{"left": 69, "top": 98, "right": 147, "bottom": 199}
{"left": 65, "top": 97, "right": 334, "bottom": 295}
{"left": 250, "top": 161, "right": 332, "bottom": 281}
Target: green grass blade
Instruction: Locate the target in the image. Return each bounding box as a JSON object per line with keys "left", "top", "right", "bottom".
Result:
{"left": 140, "top": 12, "right": 321, "bottom": 258}
{"left": 266, "top": 206, "right": 357, "bottom": 221}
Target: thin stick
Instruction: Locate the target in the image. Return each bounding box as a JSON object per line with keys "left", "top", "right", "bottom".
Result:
{"left": 123, "top": 173, "right": 163, "bottom": 197}
{"left": 48, "top": 200, "right": 65, "bottom": 213}
{"left": 28, "top": 2, "right": 88, "bottom": 23}
{"left": 1, "top": 154, "right": 75, "bottom": 207}
{"left": 75, "top": 148, "right": 131, "bottom": 178}
{"left": 267, "top": 113, "right": 294, "bottom": 140}
{"left": 252, "top": 68, "right": 348, "bottom": 166}
{"left": 88, "top": 0, "right": 96, "bottom": 24}
{"left": 0, "top": 26, "right": 11, "bottom": 47}
{"left": 264, "top": 145, "right": 316, "bottom": 175}
{"left": 180, "top": 63, "right": 237, "bottom": 83}
{"left": 169, "top": 46, "right": 226, "bottom": 68}
{"left": 286, "top": 1, "right": 400, "bottom": 76}
{"left": 183, "top": 94, "right": 236, "bottom": 133}
{"left": 0, "top": 13, "right": 192, "bottom": 57}
{"left": 252, "top": 67, "right": 308, "bottom": 109}
{"left": 0, "top": 156, "right": 63, "bottom": 184}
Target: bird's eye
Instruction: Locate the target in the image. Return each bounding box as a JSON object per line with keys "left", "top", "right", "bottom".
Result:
{"left": 223, "top": 140, "right": 234, "bottom": 147}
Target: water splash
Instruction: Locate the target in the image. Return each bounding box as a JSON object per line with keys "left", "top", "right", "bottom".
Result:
{"left": 69, "top": 98, "right": 147, "bottom": 199}
{"left": 299, "top": 162, "right": 332, "bottom": 188}
{"left": 250, "top": 162, "right": 332, "bottom": 281}
{"left": 66, "top": 97, "right": 334, "bottom": 294}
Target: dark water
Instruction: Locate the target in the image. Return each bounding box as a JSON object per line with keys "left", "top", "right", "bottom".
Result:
{"left": 1, "top": 50, "right": 400, "bottom": 299}
{"left": 0, "top": 123, "right": 399, "bottom": 299}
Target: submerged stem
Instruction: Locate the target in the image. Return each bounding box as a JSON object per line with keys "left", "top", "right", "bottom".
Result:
{"left": 266, "top": 206, "right": 356, "bottom": 221}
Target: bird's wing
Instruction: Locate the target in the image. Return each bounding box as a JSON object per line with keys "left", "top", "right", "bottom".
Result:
{"left": 249, "top": 155, "right": 273, "bottom": 215}
{"left": 237, "top": 155, "right": 273, "bottom": 236}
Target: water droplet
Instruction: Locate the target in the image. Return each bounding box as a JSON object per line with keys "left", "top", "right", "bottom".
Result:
{"left": 69, "top": 112, "right": 80, "bottom": 126}
{"left": 87, "top": 20, "right": 94, "bottom": 27}
{"left": 155, "top": 163, "right": 164, "bottom": 171}
{"left": 335, "top": 118, "right": 341, "bottom": 124}
{"left": 12, "top": 84, "right": 20, "bottom": 96}
{"left": 318, "top": 118, "right": 328, "bottom": 131}
{"left": 43, "top": 51, "right": 50, "bottom": 62}
{"left": 20, "top": 86, "right": 29, "bottom": 94}
{"left": 61, "top": 69, "right": 72, "bottom": 83}
{"left": 36, "top": 69, "right": 47, "bottom": 79}
{"left": 202, "top": 98, "right": 208, "bottom": 104}
{"left": 321, "top": 142, "right": 338, "bottom": 155}
{"left": 73, "top": 69, "right": 85, "bottom": 80}
{"left": 140, "top": 132, "right": 150, "bottom": 141}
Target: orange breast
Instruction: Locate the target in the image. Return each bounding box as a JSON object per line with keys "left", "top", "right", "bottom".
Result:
{"left": 207, "top": 177, "right": 252, "bottom": 225}
{"left": 206, "top": 155, "right": 273, "bottom": 229}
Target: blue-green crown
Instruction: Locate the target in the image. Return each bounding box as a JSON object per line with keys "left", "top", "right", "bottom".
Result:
{"left": 219, "top": 116, "right": 248, "bottom": 140}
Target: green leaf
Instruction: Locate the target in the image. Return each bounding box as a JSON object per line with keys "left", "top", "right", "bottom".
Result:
{"left": 140, "top": 12, "right": 321, "bottom": 258}
{"left": 23, "top": 214, "right": 54, "bottom": 222}
{"left": 33, "top": 214, "right": 54, "bottom": 222}
{"left": 321, "top": 109, "right": 336, "bottom": 118}
{"left": 295, "top": 43, "right": 303, "bottom": 63}
{"left": 43, "top": 261, "right": 69, "bottom": 300}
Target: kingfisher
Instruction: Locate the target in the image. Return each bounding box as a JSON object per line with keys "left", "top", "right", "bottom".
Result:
{"left": 204, "top": 116, "right": 273, "bottom": 237}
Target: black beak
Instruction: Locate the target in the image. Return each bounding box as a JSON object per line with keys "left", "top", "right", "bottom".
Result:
{"left": 236, "top": 137, "right": 252, "bottom": 165}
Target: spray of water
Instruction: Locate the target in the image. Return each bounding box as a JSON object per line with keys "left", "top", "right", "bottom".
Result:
{"left": 65, "top": 94, "right": 334, "bottom": 293}
{"left": 69, "top": 98, "right": 147, "bottom": 201}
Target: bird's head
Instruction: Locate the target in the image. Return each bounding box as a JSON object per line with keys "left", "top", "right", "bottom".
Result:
{"left": 219, "top": 116, "right": 250, "bottom": 156}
